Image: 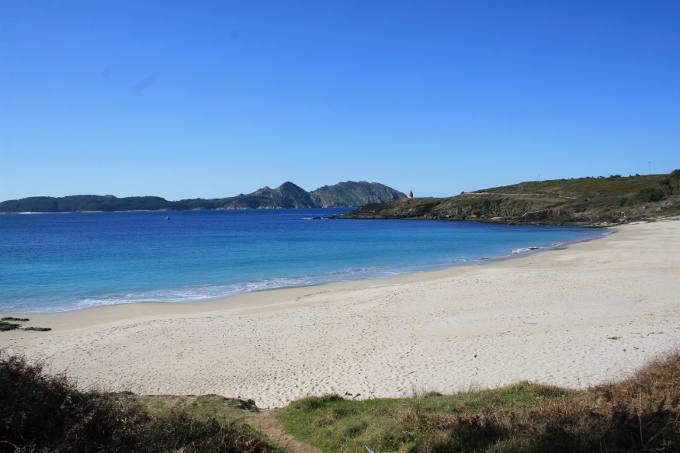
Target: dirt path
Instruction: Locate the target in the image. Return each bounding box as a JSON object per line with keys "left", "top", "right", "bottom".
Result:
{"left": 246, "top": 409, "right": 322, "bottom": 453}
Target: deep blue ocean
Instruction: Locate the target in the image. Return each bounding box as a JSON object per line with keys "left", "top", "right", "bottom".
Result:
{"left": 0, "top": 209, "right": 608, "bottom": 313}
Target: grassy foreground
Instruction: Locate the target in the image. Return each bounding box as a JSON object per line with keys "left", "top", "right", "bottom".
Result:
{"left": 279, "top": 352, "right": 680, "bottom": 452}
{"left": 2, "top": 350, "right": 680, "bottom": 452}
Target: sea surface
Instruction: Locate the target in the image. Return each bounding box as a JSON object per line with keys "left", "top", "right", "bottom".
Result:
{"left": 0, "top": 209, "right": 609, "bottom": 313}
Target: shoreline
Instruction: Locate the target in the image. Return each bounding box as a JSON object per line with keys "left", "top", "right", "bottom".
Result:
{"left": 3, "top": 223, "right": 610, "bottom": 315}
{"left": 1, "top": 225, "right": 613, "bottom": 321}
{"left": 2, "top": 219, "right": 679, "bottom": 408}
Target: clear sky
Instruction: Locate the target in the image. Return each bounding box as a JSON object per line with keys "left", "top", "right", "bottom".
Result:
{"left": 1, "top": 0, "right": 678, "bottom": 201}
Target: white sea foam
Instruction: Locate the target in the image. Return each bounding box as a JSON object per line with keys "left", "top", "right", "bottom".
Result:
{"left": 63, "top": 261, "right": 472, "bottom": 312}
{"left": 1, "top": 210, "right": 611, "bottom": 313}
{"left": 511, "top": 246, "right": 540, "bottom": 254}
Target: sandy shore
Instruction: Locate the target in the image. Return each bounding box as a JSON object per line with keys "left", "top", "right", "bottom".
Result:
{"left": 2, "top": 219, "right": 679, "bottom": 408}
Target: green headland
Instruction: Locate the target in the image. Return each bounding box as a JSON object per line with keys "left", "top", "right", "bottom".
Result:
{"left": 341, "top": 171, "right": 680, "bottom": 225}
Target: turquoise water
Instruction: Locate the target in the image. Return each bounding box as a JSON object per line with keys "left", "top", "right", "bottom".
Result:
{"left": 0, "top": 209, "right": 608, "bottom": 313}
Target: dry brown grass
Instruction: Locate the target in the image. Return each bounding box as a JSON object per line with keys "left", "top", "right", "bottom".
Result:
{"left": 407, "top": 352, "right": 680, "bottom": 452}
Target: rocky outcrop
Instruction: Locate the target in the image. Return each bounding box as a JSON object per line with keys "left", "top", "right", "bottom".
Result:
{"left": 340, "top": 193, "right": 679, "bottom": 226}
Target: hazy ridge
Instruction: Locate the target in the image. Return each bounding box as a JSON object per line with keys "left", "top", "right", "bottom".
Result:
{"left": 0, "top": 181, "right": 406, "bottom": 213}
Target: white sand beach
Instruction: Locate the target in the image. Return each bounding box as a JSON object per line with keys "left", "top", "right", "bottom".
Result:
{"left": 2, "top": 219, "right": 679, "bottom": 408}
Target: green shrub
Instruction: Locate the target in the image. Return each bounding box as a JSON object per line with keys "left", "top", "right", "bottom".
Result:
{"left": 637, "top": 187, "right": 665, "bottom": 202}
{"left": 616, "top": 197, "right": 631, "bottom": 207}
{"left": 660, "top": 178, "right": 673, "bottom": 194}
{"left": 288, "top": 394, "right": 344, "bottom": 411}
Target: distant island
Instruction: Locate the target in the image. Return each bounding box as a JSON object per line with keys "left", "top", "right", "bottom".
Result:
{"left": 340, "top": 172, "right": 680, "bottom": 226}
{"left": 0, "top": 181, "right": 406, "bottom": 213}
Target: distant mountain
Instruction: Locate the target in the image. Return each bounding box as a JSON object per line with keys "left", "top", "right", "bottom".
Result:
{"left": 0, "top": 195, "right": 176, "bottom": 214}
{"left": 214, "top": 182, "right": 318, "bottom": 209}
{"left": 0, "top": 181, "right": 406, "bottom": 213}
{"left": 310, "top": 181, "right": 405, "bottom": 207}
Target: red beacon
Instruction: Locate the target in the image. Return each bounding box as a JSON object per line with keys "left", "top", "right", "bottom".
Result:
{"left": 407, "top": 190, "right": 413, "bottom": 198}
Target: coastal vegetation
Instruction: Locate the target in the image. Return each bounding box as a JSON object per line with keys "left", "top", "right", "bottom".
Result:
{"left": 3, "top": 350, "right": 680, "bottom": 452}
{"left": 279, "top": 350, "right": 680, "bottom": 452}
{"left": 342, "top": 172, "right": 680, "bottom": 225}
{"left": 0, "top": 181, "right": 405, "bottom": 213}
{"left": 0, "top": 352, "right": 279, "bottom": 453}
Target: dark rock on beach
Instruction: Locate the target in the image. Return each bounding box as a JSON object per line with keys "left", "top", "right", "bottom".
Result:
{"left": 0, "top": 317, "right": 51, "bottom": 332}
{"left": 0, "top": 321, "right": 21, "bottom": 332}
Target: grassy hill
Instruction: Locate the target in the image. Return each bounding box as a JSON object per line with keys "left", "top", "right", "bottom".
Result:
{"left": 342, "top": 172, "right": 680, "bottom": 225}
{"left": 476, "top": 174, "right": 671, "bottom": 198}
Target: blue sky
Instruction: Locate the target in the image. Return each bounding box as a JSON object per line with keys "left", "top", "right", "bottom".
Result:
{"left": 1, "top": 0, "right": 678, "bottom": 201}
